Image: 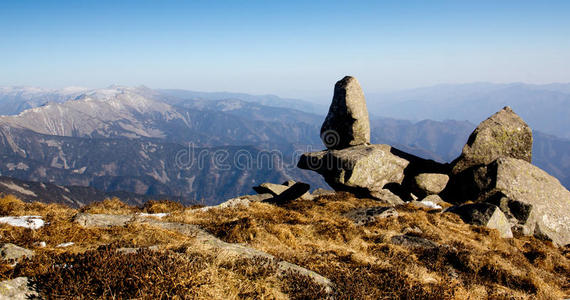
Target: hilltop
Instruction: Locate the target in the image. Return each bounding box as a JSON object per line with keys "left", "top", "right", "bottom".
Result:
{"left": 0, "top": 194, "right": 568, "bottom": 299}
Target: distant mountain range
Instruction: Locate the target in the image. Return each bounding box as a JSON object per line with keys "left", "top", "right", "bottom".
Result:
{"left": 0, "top": 84, "right": 567, "bottom": 205}
{"left": 367, "top": 82, "right": 570, "bottom": 139}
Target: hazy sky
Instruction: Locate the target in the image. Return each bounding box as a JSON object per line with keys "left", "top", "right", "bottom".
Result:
{"left": 1, "top": 0, "right": 569, "bottom": 101}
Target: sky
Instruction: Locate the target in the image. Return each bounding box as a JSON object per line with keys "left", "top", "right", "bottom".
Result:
{"left": 1, "top": 0, "right": 569, "bottom": 101}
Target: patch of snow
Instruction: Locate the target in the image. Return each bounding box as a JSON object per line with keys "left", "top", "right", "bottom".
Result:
{"left": 0, "top": 216, "right": 44, "bottom": 229}
{"left": 6, "top": 163, "right": 29, "bottom": 171}
{"left": 72, "top": 166, "right": 87, "bottom": 174}
{"left": 419, "top": 200, "right": 442, "bottom": 210}
{"left": 56, "top": 242, "right": 74, "bottom": 248}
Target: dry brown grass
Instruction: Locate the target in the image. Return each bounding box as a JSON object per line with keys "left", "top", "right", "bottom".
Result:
{"left": 169, "top": 192, "right": 570, "bottom": 299}
{"left": 1, "top": 193, "right": 569, "bottom": 299}
{"left": 80, "top": 197, "right": 138, "bottom": 215}
{"left": 142, "top": 199, "right": 185, "bottom": 213}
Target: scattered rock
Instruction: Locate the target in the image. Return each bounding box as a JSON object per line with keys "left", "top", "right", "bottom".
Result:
{"left": 200, "top": 194, "right": 273, "bottom": 211}
{"left": 446, "top": 203, "right": 513, "bottom": 238}
{"left": 369, "top": 189, "right": 405, "bottom": 205}
{"left": 0, "top": 243, "right": 34, "bottom": 263}
{"left": 311, "top": 188, "right": 335, "bottom": 197}
{"left": 473, "top": 158, "right": 570, "bottom": 245}
{"left": 320, "top": 76, "right": 370, "bottom": 149}
{"left": 413, "top": 173, "right": 449, "bottom": 196}
{"left": 451, "top": 106, "right": 532, "bottom": 175}
{"left": 253, "top": 182, "right": 289, "bottom": 196}
{"left": 243, "top": 193, "right": 274, "bottom": 202}
{"left": 344, "top": 206, "right": 398, "bottom": 225}
{"left": 263, "top": 182, "right": 311, "bottom": 205}
{"left": 391, "top": 234, "right": 438, "bottom": 249}
{"left": 254, "top": 181, "right": 312, "bottom": 200}
{"left": 73, "top": 213, "right": 133, "bottom": 227}
{"left": 0, "top": 277, "right": 39, "bottom": 300}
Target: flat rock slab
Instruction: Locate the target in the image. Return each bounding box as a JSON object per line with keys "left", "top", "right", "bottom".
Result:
{"left": 298, "top": 144, "right": 409, "bottom": 201}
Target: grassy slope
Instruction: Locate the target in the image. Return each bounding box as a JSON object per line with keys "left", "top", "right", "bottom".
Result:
{"left": 0, "top": 194, "right": 569, "bottom": 299}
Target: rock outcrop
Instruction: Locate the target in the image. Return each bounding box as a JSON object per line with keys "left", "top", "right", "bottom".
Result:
{"left": 299, "top": 76, "right": 447, "bottom": 203}
{"left": 298, "top": 76, "right": 569, "bottom": 246}
{"left": 451, "top": 106, "right": 532, "bottom": 175}
{"left": 469, "top": 158, "right": 569, "bottom": 245}
{"left": 320, "top": 76, "right": 370, "bottom": 149}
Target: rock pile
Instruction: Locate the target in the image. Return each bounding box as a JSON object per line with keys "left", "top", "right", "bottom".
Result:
{"left": 296, "top": 76, "right": 570, "bottom": 246}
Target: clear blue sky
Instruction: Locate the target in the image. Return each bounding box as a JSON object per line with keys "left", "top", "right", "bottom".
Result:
{"left": 1, "top": 0, "right": 569, "bottom": 100}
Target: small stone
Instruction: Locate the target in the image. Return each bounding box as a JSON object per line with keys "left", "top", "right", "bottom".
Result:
{"left": 391, "top": 235, "right": 438, "bottom": 249}
{"left": 344, "top": 207, "right": 398, "bottom": 226}
{"left": 311, "top": 188, "right": 335, "bottom": 197}
{"left": 0, "top": 243, "right": 34, "bottom": 263}
{"left": 0, "top": 277, "right": 39, "bottom": 299}
{"left": 446, "top": 203, "right": 513, "bottom": 238}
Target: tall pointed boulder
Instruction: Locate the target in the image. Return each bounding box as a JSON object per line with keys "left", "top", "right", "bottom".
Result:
{"left": 320, "top": 76, "right": 370, "bottom": 149}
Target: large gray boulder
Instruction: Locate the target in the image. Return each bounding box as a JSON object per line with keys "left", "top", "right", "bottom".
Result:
{"left": 298, "top": 144, "right": 408, "bottom": 203}
{"left": 320, "top": 76, "right": 370, "bottom": 149}
{"left": 446, "top": 203, "right": 513, "bottom": 238}
{"left": 470, "top": 158, "right": 570, "bottom": 246}
{"left": 451, "top": 106, "right": 532, "bottom": 175}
